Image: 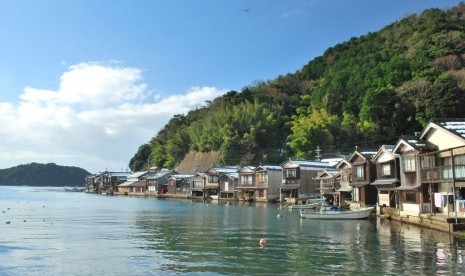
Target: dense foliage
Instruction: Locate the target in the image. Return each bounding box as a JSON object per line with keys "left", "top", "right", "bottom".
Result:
{"left": 0, "top": 163, "right": 91, "bottom": 187}
{"left": 130, "top": 3, "right": 465, "bottom": 171}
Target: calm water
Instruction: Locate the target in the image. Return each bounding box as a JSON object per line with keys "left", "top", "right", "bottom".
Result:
{"left": 1, "top": 186, "right": 465, "bottom": 276}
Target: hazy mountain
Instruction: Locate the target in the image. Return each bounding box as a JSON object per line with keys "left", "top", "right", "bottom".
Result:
{"left": 0, "top": 162, "right": 91, "bottom": 187}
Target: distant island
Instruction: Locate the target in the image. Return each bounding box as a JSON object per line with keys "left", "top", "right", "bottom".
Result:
{"left": 0, "top": 162, "right": 91, "bottom": 187}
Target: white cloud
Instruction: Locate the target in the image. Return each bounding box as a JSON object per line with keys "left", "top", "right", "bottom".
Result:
{"left": 0, "top": 62, "right": 226, "bottom": 173}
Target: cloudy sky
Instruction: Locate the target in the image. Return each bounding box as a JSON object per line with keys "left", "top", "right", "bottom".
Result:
{"left": 0, "top": 0, "right": 461, "bottom": 173}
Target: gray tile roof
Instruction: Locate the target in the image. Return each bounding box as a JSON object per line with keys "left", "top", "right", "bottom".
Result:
{"left": 399, "top": 135, "right": 436, "bottom": 151}
{"left": 210, "top": 167, "right": 239, "bottom": 173}
{"left": 432, "top": 118, "right": 465, "bottom": 138}
{"left": 288, "top": 160, "right": 332, "bottom": 167}
{"left": 169, "top": 174, "right": 194, "bottom": 180}
{"left": 257, "top": 165, "right": 282, "bottom": 170}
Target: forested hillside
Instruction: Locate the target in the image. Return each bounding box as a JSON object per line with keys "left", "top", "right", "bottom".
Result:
{"left": 130, "top": 3, "right": 465, "bottom": 171}
{"left": 0, "top": 163, "right": 91, "bottom": 187}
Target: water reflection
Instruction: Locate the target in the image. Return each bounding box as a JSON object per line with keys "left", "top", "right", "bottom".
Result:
{"left": 1, "top": 186, "right": 465, "bottom": 275}
{"left": 376, "top": 218, "right": 465, "bottom": 276}
{"left": 132, "top": 200, "right": 465, "bottom": 275}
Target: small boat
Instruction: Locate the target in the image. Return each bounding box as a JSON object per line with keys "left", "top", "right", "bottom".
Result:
{"left": 288, "top": 203, "right": 320, "bottom": 210}
{"left": 300, "top": 207, "right": 374, "bottom": 220}
{"left": 64, "top": 187, "right": 85, "bottom": 192}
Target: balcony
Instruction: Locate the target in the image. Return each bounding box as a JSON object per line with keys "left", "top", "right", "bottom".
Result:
{"left": 421, "top": 165, "right": 465, "bottom": 183}
{"left": 255, "top": 181, "right": 268, "bottom": 188}
{"left": 237, "top": 182, "right": 255, "bottom": 188}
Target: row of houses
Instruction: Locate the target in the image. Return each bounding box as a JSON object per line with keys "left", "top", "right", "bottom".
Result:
{"left": 85, "top": 118, "right": 465, "bottom": 231}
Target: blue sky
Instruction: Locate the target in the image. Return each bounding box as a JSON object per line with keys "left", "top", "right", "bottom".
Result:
{"left": 0, "top": 0, "right": 461, "bottom": 173}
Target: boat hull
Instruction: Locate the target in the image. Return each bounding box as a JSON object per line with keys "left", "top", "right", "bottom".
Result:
{"left": 300, "top": 207, "right": 374, "bottom": 220}
{"left": 288, "top": 203, "right": 320, "bottom": 210}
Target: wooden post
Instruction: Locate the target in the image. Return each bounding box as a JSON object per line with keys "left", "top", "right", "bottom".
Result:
{"left": 451, "top": 149, "right": 458, "bottom": 224}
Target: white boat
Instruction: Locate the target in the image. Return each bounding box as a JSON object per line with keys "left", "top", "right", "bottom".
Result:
{"left": 300, "top": 207, "right": 374, "bottom": 220}
{"left": 288, "top": 203, "right": 321, "bottom": 210}
{"left": 64, "top": 187, "right": 85, "bottom": 192}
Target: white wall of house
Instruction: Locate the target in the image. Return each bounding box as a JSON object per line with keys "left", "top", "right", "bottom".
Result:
{"left": 401, "top": 203, "right": 420, "bottom": 214}
{"left": 266, "top": 169, "right": 281, "bottom": 200}
{"left": 379, "top": 192, "right": 389, "bottom": 206}
{"left": 426, "top": 128, "right": 465, "bottom": 150}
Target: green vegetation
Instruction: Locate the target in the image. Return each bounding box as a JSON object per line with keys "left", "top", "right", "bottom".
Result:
{"left": 130, "top": 3, "right": 465, "bottom": 171}
{"left": 0, "top": 163, "right": 91, "bottom": 187}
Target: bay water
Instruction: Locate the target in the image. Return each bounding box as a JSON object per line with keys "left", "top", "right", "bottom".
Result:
{"left": 1, "top": 186, "right": 465, "bottom": 275}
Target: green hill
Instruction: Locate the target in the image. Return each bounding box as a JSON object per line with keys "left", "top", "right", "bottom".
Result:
{"left": 0, "top": 163, "right": 91, "bottom": 187}
{"left": 130, "top": 3, "right": 465, "bottom": 172}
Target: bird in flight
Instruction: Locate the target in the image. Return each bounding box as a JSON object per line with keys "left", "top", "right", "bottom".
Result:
{"left": 241, "top": 8, "right": 251, "bottom": 13}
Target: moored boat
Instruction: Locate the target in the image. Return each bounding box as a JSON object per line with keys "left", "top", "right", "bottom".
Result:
{"left": 288, "top": 202, "right": 320, "bottom": 210}
{"left": 64, "top": 187, "right": 85, "bottom": 192}
{"left": 300, "top": 207, "right": 374, "bottom": 220}
{"left": 208, "top": 195, "right": 219, "bottom": 200}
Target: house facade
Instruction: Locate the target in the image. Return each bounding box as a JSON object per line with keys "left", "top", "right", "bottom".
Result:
{"left": 146, "top": 168, "right": 172, "bottom": 196}
{"left": 236, "top": 165, "right": 282, "bottom": 202}
{"left": 167, "top": 174, "right": 193, "bottom": 198}
{"left": 335, "top": 159, "right": 353, "bottom": 208}
{"left": 118, "top": 171, "right": 149, "bottom": 195}
{"left": 219, "top": 173, "right": 238, "bottom": 200}
{"left": 191, "top": 173, "right": 206, "bottom": 199}
{"left": 417, "top": 119, "right": 465, "bottom": 216}
{"left": 85, "top": 174, "right": 98, "bottom": 193}
{"left": 254, "top": 165, "right": 282, "bottom": 202}
{"left": 204, "top": 167, "right": 238, "bottom": 199}
{"left": 280, "top": 160, "right": 332, "bottom": 203}
{"left": 392, "top": 136, "right": 435, "bottom": 215}
{"left": 347, "top": 150, "right": 378, "bottom": 208}
{"left": 237, "top": 166, "right": 256, "bottom": 201}
{"left": 371, "top": 145, "right": 400, "bottom": 209}
{"left": 381, "top": 119, "right": 465, "bottom": 232}
{"left": 314, "top": 169, "right": 340, "bottom": 205}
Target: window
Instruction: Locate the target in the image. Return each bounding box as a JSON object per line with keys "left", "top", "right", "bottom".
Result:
{"left": 193, "top": 180, "right": 204, "bottom": 188}
{"left": 381, "top": 163, "right": 391, "bottom": 176}
{"left": 285, "top": 169, "right": 297, "bottom": 178}
{"left": 402, "top": 155, "right": 416, "bottom": 172}
{"left": 420, "top": 155, "right": 434, "bottom": 169}
{"left": 208, "top": 175, "right": 218, "bottom": 183}
{"left": 355, "top": 165, "right": 364, "bottom": 179}
{"left": 353, "top": 187, "right": 360, "bottom": 202}
{"left": 443, "top": 156, "right": 452, "bottom": 179}
{"left": 405, "top": 192, "right": 417, "bottom": 203}
{"left": 240, "top": 175, "right": 253, "bottom": 185}
{"left": 454, "top": 155, "right": 465, "bottom": 178}
{"left": 256, "top": 172, "right": 266, "bottom": 183}
{"left": 441, "top": 155, "right": 465, "bottom": 179}
{"left": 454, "top": 154, "right": 465, "bottom": 165}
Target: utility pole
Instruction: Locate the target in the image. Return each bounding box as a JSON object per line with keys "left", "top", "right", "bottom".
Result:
{"left": 315, "top": 146, "right": 321, "bottom": 161}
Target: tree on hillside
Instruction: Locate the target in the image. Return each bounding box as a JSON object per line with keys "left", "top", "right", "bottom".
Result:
{"left": 128, "top": 3, "right": 465, "bottom": 169}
